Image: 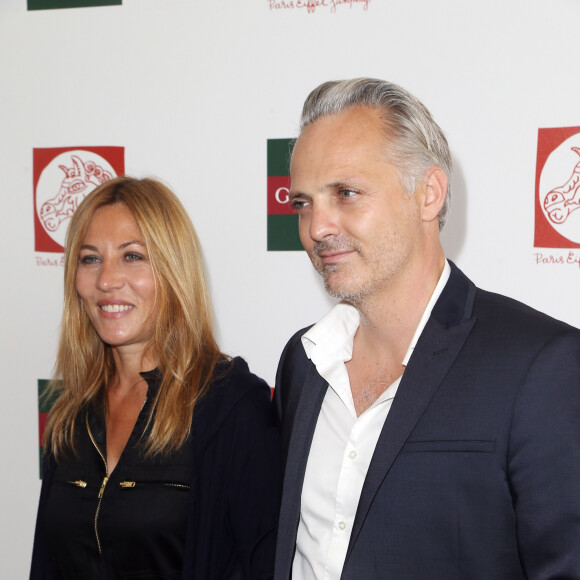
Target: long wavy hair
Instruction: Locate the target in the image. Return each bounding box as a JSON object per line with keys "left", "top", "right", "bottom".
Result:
{"left": 44, "top": 176, "right": 225, "bottom": 459}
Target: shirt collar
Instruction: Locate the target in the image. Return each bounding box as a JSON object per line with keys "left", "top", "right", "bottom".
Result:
{"left": 302, "top": 302, "right": 359, "bottom": 364}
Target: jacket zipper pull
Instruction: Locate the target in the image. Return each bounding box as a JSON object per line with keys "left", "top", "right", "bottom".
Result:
{"left": 98, "top": 476, "right": 109, "bottom": 499}
{"left": 67, "top": 480, "right": 87, "bottom": 488}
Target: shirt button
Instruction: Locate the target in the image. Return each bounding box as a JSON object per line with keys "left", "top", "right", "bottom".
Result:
{"left": 338, "top": 521, "right": 347, "bottom": 531}
{"left": 348, "top": 450, "right": 357, "bottom": 460}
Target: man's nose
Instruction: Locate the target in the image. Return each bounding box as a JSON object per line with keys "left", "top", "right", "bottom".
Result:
{"left": 308, "top": 202, "right": 340, "bottom": 241}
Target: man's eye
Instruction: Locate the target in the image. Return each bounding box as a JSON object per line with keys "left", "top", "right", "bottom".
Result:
{"left": 339, "top": 189, "right": 357, "bottom": 198}
{"left": 290, "top": 199, "right": 308, "bottom": 211}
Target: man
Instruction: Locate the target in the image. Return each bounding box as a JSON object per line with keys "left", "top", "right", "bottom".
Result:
{"left": 274, "top": 78, "right": 580, "bottom": 579}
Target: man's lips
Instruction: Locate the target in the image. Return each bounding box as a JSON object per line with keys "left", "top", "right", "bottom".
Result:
{"left": 317, "top": 249, "right": 355, "bottom": 262}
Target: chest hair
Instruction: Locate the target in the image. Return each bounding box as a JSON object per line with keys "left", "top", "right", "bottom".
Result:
{"left": 349, "top": 364, "right": 403, "bottom": 416}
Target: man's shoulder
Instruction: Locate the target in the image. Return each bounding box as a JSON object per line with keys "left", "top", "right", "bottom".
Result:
{"left": 285, "top": 325, "right": 313, "bottom": 349}
{"left": 275, "top": 325, "right": 316, "bottom": 395}
{"left": 278, "top": 325, "right": 313, "bottom": 368}
{"left": 447, "top": 261, "right": 579, "bottom": 340}
{"left": 473, "top": 286, "right": 579, "bottom": 338}
{"left": 282, "top": 324, "right": 314, "bottom": 357}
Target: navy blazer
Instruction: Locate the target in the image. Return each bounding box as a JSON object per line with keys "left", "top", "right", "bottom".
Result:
{"left": 273, "top": 262, "right": 580, "bottom": 579}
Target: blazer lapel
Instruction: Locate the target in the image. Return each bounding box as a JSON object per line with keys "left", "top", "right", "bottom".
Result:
{"left": 275, "top": 364, "right": 329, "bottom": 579}
{"left": 345, "top": 261, "right": 478, "bottom": 562}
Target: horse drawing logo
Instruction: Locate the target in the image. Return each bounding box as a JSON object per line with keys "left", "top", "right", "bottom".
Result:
{"left": 538, "top": 131, "right": 580, "bottom": 246}
{"left": 39, "top": 155, "right": 113, "bottom": 233}
{"left": 543, "top": 147, "right": 580, "bottom": 225}
{"left": 35, "top": 149, "right": 118, "bottom": 251}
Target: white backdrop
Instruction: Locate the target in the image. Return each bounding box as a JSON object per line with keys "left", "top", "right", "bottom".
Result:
{"left": 1, "top": 0, "right": 579, "bottom": 576}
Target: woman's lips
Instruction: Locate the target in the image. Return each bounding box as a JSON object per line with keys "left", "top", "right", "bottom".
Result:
{"left": 99, "top": 304, "right": 134, "bottom": 313}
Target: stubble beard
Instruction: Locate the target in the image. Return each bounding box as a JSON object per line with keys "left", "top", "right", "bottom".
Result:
{"left": 309, "top": 232, "right": 412, "bottom": 308}
{"left": 309, "top": 237, "right": 375, "bottom": 307}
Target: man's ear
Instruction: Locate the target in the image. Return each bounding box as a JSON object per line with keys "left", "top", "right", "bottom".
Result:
{"left": 422, "top": 166, "right": 447, "bottom": 223}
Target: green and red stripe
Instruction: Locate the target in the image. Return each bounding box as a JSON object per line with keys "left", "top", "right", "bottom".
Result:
{"left": 267, "top": 139, "right": 303, "bottom": 251}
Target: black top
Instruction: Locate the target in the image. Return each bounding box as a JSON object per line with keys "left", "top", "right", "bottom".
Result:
{"left": 31, "top": 357, "right": 280, "bottom": 580}
{"left": 44, "top": 372, "right": 193, "bottom": 579}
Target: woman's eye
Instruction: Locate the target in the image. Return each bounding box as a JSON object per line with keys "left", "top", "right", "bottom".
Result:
{"left": 79, "top": 255, "right": 99, "bottom": 265}
{"left": 125, "top": 252, "right": 144, "bottom": 262}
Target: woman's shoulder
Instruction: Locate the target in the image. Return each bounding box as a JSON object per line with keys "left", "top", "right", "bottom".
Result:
{"left": 212, "top": 356, "right": 270, "bottom": 393}
{"left": 192, "top": 356, "right": 274, "bottom": 441}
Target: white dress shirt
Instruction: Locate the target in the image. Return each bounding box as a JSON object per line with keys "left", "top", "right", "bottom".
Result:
{"left": 292, "top": 261, "right": 451, "bottom": 580}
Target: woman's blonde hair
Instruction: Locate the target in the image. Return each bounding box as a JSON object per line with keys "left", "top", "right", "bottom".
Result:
{"left": 44, "top": 176, "right": 225, "bottom": 459}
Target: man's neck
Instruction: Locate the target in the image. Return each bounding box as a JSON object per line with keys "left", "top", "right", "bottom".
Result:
{"left": 346, "top": 249, "right": 446, "bottom": 415}
{"left": 355, "top": 251, "right": 445, "bottom": 351}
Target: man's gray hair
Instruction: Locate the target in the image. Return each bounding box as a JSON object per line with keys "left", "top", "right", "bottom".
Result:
{"left": 300, "top": 78, "right": 452, "bottom": 229}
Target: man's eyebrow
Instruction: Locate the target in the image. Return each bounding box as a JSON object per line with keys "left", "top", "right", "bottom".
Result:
{"left": 288, "top": 190, "right": 308, "bottom": 199}
{"left": 326, "top": 178, "right": 359, "bottom": 189}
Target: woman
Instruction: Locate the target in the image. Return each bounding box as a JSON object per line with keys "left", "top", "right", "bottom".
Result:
{"left": 30, "top": 177, "right": 279, "bottom": 579}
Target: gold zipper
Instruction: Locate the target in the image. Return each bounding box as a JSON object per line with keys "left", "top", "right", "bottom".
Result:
{"left": 67, "top": 480, "right": 87, "bottom": 488}
{"left": 86, "top": 414, "right": 108, "bottom": 555}
{"left": 119, "top": 480, "right": 189, "bottom": 489}
{"left": 84, "top": 394, "right": 148, "bottom": 554}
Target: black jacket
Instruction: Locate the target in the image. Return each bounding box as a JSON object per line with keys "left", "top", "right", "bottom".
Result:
{"left": 31, "top": 357, "right": 280, "bottom": 579}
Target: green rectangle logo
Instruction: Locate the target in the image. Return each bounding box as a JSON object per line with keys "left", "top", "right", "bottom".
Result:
{"left": 267, "top": 215, "right": 302, "bottom": 251}
{"left": 267, "top": 138, "right": 294, "bottom": 177}
{"left": 267, "top": 139, "right": 301, "bottom": 251}
{"left": 28, "top": 0, "right": 121, "bottom": 10}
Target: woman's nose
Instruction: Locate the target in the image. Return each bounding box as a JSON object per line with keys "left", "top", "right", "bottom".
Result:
{"left": 96, "top": 259, "right": 124, "bottom": 291}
